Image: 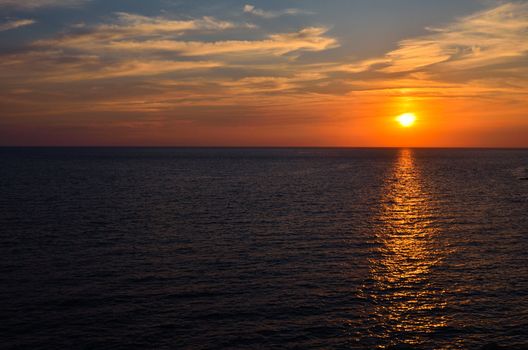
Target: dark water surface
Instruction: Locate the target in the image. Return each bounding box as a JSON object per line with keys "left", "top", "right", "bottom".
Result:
{"left": 1, "top": 148, "right": 528, "bottom": 349}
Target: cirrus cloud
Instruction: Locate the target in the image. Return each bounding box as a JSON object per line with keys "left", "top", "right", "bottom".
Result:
{"left": 85, "top": 27, "right": 338, "bottom": 57}
{"left": 0, "top": 18, "right": 35, "bottom": 31}
{"left": 33, "top": 11, "right": 337, "bottom": 58}
{"left": 375, "top": 2, "right": 528, "bottom": 73}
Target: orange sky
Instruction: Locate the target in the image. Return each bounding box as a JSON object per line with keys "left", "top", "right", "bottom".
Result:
{"left": 1, "top": 1, "right": 527, "bottom": 146}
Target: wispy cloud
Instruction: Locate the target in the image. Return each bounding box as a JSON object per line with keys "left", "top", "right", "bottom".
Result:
{"left": 1, "top": 11, "right": 337, "bottom": 88}
{"left": 0, "top": 0, "right": 89, "bottom": 9}
{"left": 112, "top": 12, "right": 240, "bottom": 34}
{"left": 44, "top": 60, "right": 222, "bottom": 82}
{"left": 243, "top": 4, "right": 311, "bottom": 19}
{"left": 34, "top": 11, "right": 337, "bottom": 58}
{"left": 32, "top": 12, "right": 250, "bottom": 49}
{"left": 373, "top": 2, "right": 528, "bottom": 73}
{"left": 73, "top": 27, "right": 337, "bottom": 57}
{"left": 0, "top": 19, "right": 35, "bottom": 31}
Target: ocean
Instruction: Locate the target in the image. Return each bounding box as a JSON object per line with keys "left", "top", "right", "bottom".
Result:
{"left": 1, "top": 148, "right": 527, "bottom": 349}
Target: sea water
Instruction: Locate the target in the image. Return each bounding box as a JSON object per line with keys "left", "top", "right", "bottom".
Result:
{"left": 1, "top": 148, "right": 527, "bottom": 349}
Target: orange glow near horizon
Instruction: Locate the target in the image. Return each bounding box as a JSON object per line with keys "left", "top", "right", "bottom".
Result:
{"left": 0, "top": 2, "right": 527, "bottom": 147}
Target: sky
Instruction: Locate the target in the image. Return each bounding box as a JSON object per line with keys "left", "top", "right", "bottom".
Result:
{"left": 0, "top": 0, "right": 527, "bottom": 147}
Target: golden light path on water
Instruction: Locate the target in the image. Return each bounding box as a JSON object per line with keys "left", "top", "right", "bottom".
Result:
{"left": 364, "top": 149, "right": 449, "bottom": 348}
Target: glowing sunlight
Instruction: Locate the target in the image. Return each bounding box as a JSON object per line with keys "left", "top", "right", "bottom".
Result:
{"left": 396, "top": 113, "right": 417, "bottom": 128}
{"left": 361, "top": 149, "right": 449, "bottom": 347}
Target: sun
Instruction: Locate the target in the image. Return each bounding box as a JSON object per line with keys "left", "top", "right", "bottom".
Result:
{"left": 396, "top": 113, "right": 417, "bottom": 128}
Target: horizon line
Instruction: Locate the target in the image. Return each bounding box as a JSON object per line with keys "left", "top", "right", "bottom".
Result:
{"left": 1, "top": 146, "right": 528, "bottom": 150}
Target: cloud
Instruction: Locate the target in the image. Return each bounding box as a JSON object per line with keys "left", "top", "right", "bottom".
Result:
{"left": 102, "top": 27, "right": 337, "bottom": 57}
{"left": 319, "top": 58, "right": 392, "bottom": 74}
{"left": 32, "top": 13, "right": 250, "bottom": 49}
{"left": 375, "top": 2, "right": 528, "bottom": 73}
{"left": 112, "top": 12, "right": 240, "bottom": 34}
{"left": 1, "top": 12, "right": 337, "bottom": 88}
{"left": 36, "top": 18, "right": 337, "bottom": 58}
{"left": 0, "top": 48, "right": 221, "bottom": 82}
{"left": 42, "top": 60, "right": 222, "bottom": 82}
{"left": 243, "top": 4, "right": 311, "bottom": 19}
{"left": 0, "top": 19, "right": 35, "bottom": 31}
{"left": 0, "top": 0, "right": 89, "bottom": 9}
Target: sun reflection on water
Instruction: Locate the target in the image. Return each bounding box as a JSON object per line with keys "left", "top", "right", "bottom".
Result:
{"left": 363, "top": 149, "right": 448, "bottom": 348}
